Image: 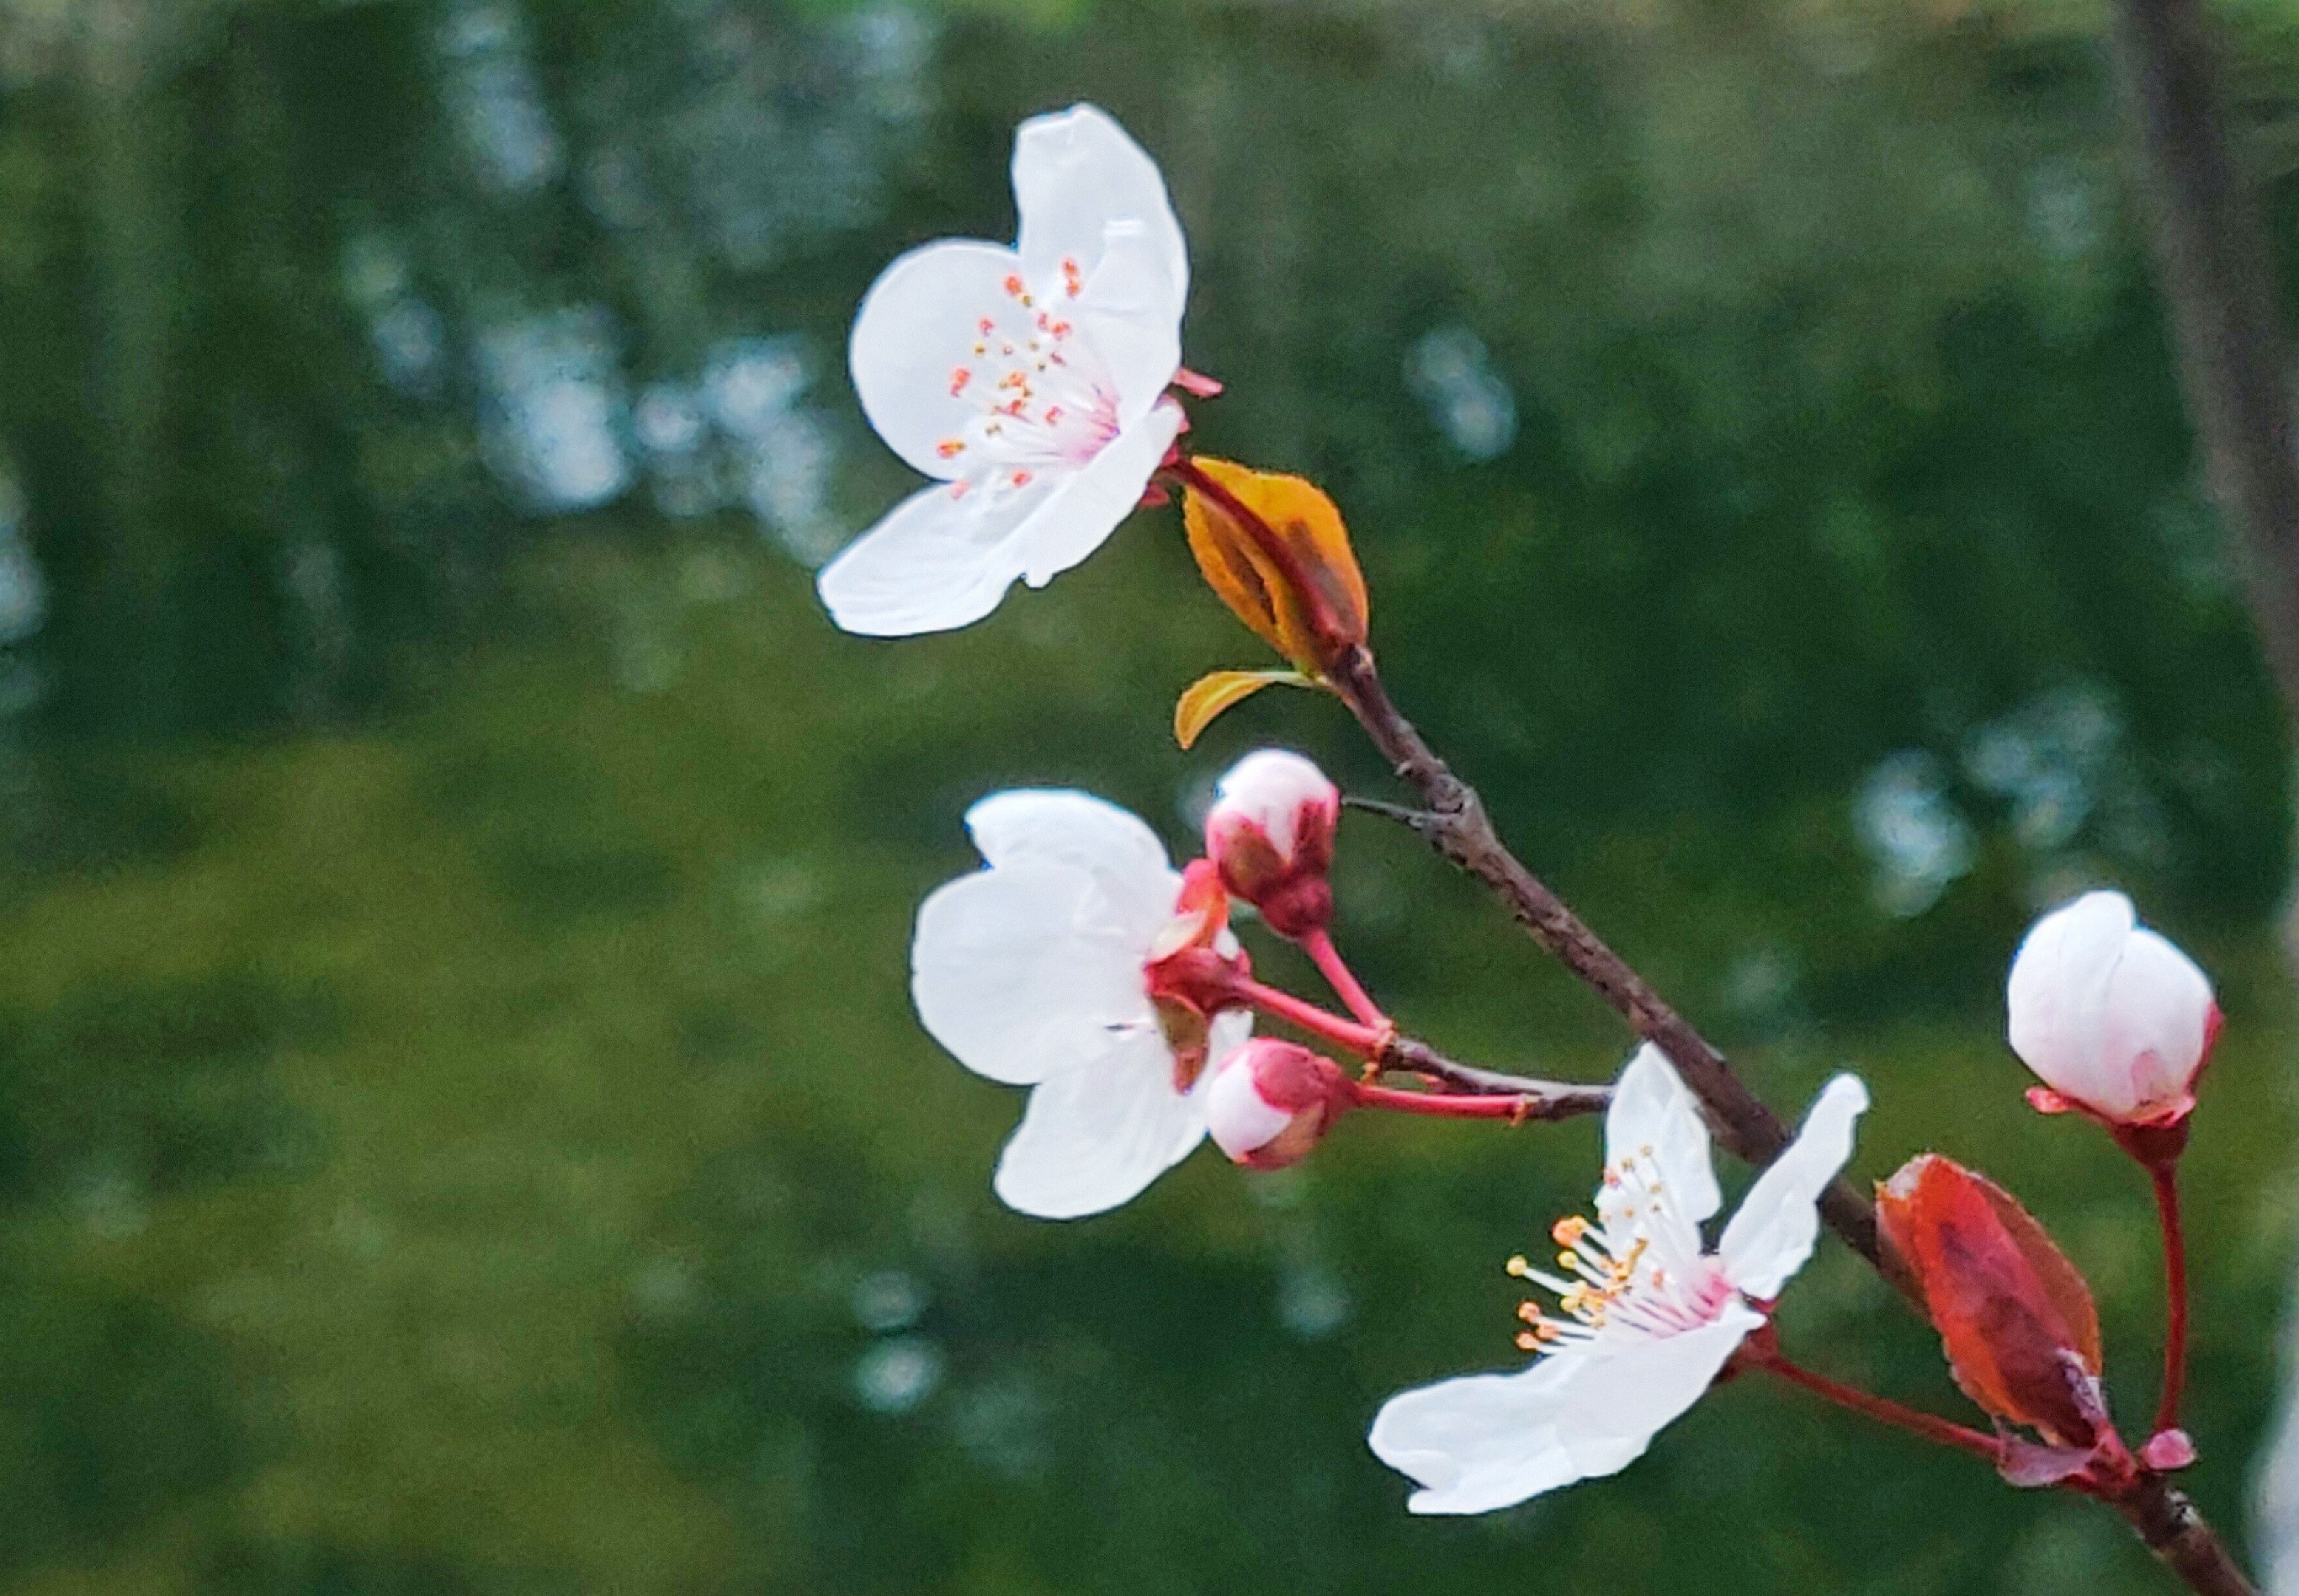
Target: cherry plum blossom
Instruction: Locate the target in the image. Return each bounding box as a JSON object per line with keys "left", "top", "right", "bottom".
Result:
{"left": 910, "top": 789, "right": 1248, "bottom": 1218}
{"left": 1368, "top": 1046, "right": 1869, "bottom": 1513}
{"left": 821, "top": 105, "right": 1191, "bottom": 636}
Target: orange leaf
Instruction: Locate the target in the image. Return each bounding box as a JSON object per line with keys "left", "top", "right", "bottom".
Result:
{"left": 1878, "top": 1154, "right": 2107, "bottom": 1447}
{"left": 1173, "top": 669, "right": 1310, "bottom": 750}
{"left": 1181, "top": 459, "right": 1368, "bottom": 675}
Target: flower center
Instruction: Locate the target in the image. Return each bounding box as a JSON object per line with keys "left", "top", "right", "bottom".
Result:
{"left": 935, "top": 257, "right": 1123, "bottom": 493}
{"left": 1505, "top": 1147, "right": 1733, "bottom": 1354}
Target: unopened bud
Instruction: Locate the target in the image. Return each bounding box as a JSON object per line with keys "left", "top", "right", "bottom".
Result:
{"left": 1877, "top": 1154, "right": 2114, "bottom": 1467}
{"left": 1205, "top": 1039, "right": 1350, "bottom": 1170}
{"left": 2006, "top": 890, "right": 2218, "bottom": 1130}
{"left": 1205, "top": 750, "right": 1341, "bottom": 940}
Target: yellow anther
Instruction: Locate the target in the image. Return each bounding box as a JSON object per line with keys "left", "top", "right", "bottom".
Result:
{"left": 1551, "top": 1216, "right": 1589, "bottom": 1247}
{"left": 1505, "top": 1255, "right": 1531, "bottom": 1278}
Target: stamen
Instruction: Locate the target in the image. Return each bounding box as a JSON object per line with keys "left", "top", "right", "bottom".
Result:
{"left": 1504, "top": 1151, "right": 1729, "bottom": 1358}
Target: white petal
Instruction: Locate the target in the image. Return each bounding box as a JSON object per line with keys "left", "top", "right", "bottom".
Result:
{"left": 1601, "top": 1043, "right": 1721, "bottom": 1227}
{"left": 1012, "top": 104, "right": 1188, "bottom": 328}
{"left": 816, "top": 479, "right": 1045, "bottom": 637}
{"left": 1211, "top": 749, "right": 1338, "bottom": 864}
{"left": 2098, "top": 927, "right": 2215, "bottom": 1117}
{"left": 2006, "top": 891, "right": 2214, "bottom": 1120}
{"left": 2005, "top": 890, "right": 2133, "bottom": 1092}
{"left": 1554, "top": 1305, "right": 1765, "bottom": 1479}
{"left": 963, "top": 789, "right": 1176, "bottom": 947}
{"left": 1206, "top": 1049, "right": 1295, "bottom": 1159}
{"left": 849, "top": 239, "right": 1026, "bottom": 480}
{"left": 1718, "top": 1074, "right": 1870, "bottom": 1300}
{"left": 1013, "top": 399, "right": 1184, "bottom": 587}
{"left": 1369, "top": 1355, "right": 1584, "bottom": 1515}
{"left": 1070, "top": 233, "right": 1185, "bottom": 424}
{"left": 912, "top": 862, "right": 1154, "bottom": 1086}
{"left": 1206, "top": 1006, "right": 1253, "bottom": 1066}
{"left": 992, "top": 1031, "right": 1206, "bottom": 1218}
{"left": 1369, "top": 1305, "right": 1761, "bottom": 1515}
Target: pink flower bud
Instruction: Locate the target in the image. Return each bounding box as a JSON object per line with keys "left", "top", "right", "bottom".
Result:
{"left": 1205, "top": 750, "right": 1341, "bottom": 940}
{"left": 1205, "top": 1039, "right": 1349, "bottom": 1170}
{"left": 2006, "top": 890, "right": 2219, "bottom": 1129}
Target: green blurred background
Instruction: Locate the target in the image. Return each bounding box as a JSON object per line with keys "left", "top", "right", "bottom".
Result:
{"left": 1, "top": 0, "right": 2298, "bottom": 1589}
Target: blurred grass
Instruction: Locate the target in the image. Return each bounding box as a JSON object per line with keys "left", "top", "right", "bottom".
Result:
{"left": 0, "top": 522, "right": 2283, "bottom": 1592}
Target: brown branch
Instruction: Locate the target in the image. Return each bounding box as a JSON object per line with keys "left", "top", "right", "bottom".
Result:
{"left": 1375, "top": 1031, "right": 1611, "bottom": 1116}
{"left": 2117, "top": 1476, "right": 2261, "bottom": 1596}
{"left": 1327, "top": 644, "right": 1883, "bottom": 1264}
{"left": 1324, "top": 641, "right": 2251, "bottom": 1593}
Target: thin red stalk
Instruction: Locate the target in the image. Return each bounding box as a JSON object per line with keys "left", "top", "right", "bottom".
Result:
{"left": 1748, "top": 1347, "right": 2002, "bottom": 1465}
{"left": 1229, "top": 975, "right": 1389, "bottom": 1058}
{"left": 2151, "top": 1160, "right": 2191, "bottom": 1436}
{"left": 1211, "top": 975, "right": 1609, "bottom": 1119}
{"left": 1346, "top": 1080, "right": 1530, "bottom": 1121}
{"left": 1300, "top": 927, "right": 1389, "bottom": 1028}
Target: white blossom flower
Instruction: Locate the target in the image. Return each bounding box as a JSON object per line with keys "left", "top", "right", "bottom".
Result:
{"left": 821, "top": 104, "right": 1191, "bottom": 636}
{"left": 1367, "top": 1046, "right": 1869, "bottom": 1514}
{"left": 2006, "top": 890, "right": 2218, "bottom": 1127}
{"left": 911, "top": 789, "right": 1248, "bottom": 1218}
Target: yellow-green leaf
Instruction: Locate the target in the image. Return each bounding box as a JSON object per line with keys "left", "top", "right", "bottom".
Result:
{"left": 1173, "top": 669, "right": 1312, "bottom": 750}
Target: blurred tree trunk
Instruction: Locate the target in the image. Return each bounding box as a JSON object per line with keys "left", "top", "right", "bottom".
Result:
{"left": 2109, "top": 0, "right": 2299, "bottom": 1584}
{"left": 76, "top": 0, "right": 192, "bottom": 731}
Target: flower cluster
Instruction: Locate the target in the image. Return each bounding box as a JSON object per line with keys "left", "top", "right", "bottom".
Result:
{"left": 824, "top": 100, "right": 2247, "bottom": 1584}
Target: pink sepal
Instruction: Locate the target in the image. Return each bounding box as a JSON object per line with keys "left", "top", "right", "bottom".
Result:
{"left": 2139, "top": 1428, "right": 2198, "bottom": 1471}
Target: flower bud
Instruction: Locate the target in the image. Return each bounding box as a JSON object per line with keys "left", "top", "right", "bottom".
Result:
{"left": 1205, "top": 1039, "right": 1351, "bottom": 1170}
{"left": 2006, "top": 890, "right": 2218, "bottom": 1128}
{"left": 1877, "top": 1154, "right": 2115, "bottom": 1478}
{"left": 1205, "top": 750, "right": 1341, "bottom": 940}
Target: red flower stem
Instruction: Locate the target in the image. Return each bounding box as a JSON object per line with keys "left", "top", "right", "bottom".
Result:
{"left": 1298, "top": 927, "right": 1389, "bottom": 1028}
{"left": 1345, "top": 1080, "right": 1533, "bottom": 1120}
{"left": 1229, "top": 975, "right": 1389, "bottom": 1059}
{"left": 2150, "top": 1159, "right": 2190, "bottom": 1436}
{"left": 1212, "top": 975, "right": 1609, "bottom": 1119}
{"left": 1747, "top": 1344, "right": 2002, "bottom": 1465}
